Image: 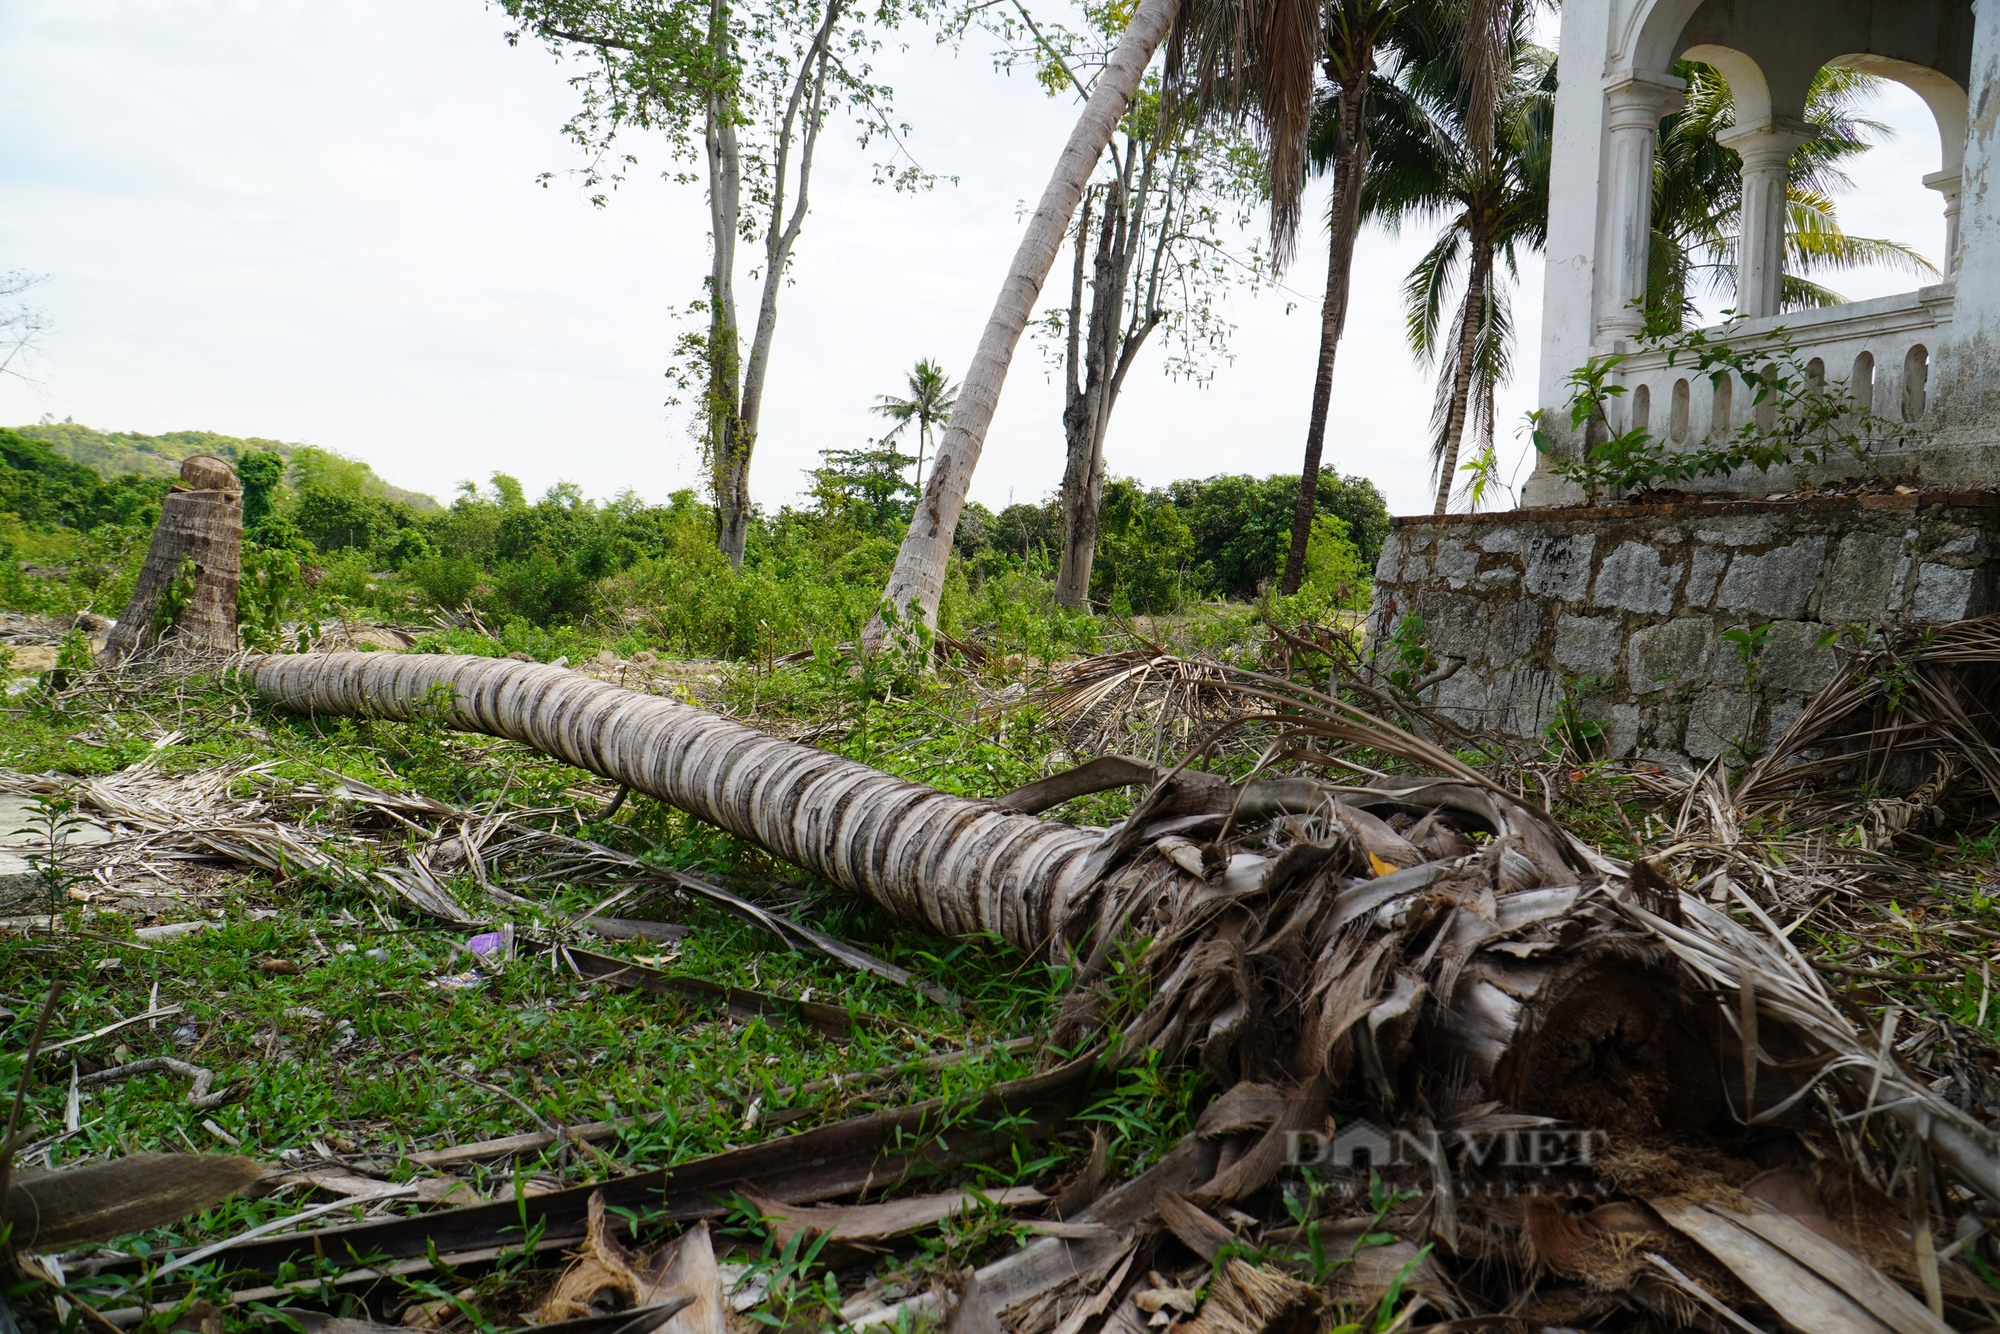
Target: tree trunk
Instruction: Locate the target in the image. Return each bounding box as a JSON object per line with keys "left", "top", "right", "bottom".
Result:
{"left": 248, "top": 652, "right": 1106, "bottom": 946}
{"left": 728, "top": 2, "right": 843, "bottom": 566}
{"left": 244, "top": 651, "right": 1807, "bottom": 1184}
{"left": 1278, "top": 79, "right": 1370, "bottom": 597}
{"left": 1058, "top": 185, "right": 1126, "bottom": 610}
{"left": 106, "top": 456, "right": 243, "bottom": 661}
{"left": 705, "top": 0, "right": 752, "bottom": 569}
{"left": 865, "top": 0, "right": 1180, "bottom": 647}
{"left": 1431, "top": 241, "right": 1492, "bottom": 515}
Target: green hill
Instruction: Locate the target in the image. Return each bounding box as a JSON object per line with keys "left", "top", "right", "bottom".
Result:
{"left": 12, "top": 421, "right": 440, "bottom": 510}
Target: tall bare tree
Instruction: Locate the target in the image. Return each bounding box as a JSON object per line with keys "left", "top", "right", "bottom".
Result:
{"left": 499, "top": 0, "right": 935, "bottom": 568}
{"left": 1049, "top": 88, "right": 1258, "bottom": 609}
{"left": 868, "top": 0, "right": 1320, "bottom": 643}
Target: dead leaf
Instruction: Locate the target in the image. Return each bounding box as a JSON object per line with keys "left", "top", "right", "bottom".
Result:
{"left": 1652, "top": 1196, "right": 1914, "bottom": 1334}
{"left": 638, "top": 1219, "right": 726, "bottom": 1334}
{"left": 6, "top": 1153, "right": 265, "bottom": 1251}
{"left": 1183, "top": 1258, "right": 1318, "bottom": 1334}
{"left": 737, "top": 1184, "right": 1047, "bottom": 1248}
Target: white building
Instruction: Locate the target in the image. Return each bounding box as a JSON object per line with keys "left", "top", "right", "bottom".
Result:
{"left": 1524, "top": 0, "right": 1995, "bottom": 503}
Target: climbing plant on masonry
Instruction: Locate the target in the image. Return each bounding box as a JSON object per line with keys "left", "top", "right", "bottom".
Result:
{"left": 1530, "top": 314, "right": 1895, "bottom": 502}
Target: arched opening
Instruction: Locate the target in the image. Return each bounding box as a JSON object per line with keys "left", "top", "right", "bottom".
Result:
{"left": 1632, "top": 383, "right": 1652, "bottom": 434}
{"left": 1814, "top": 63, "right": 1957, "bottom": 291}
{"left": 1614, "top": 0, "right": 1969, "bottom": 325}
{"left": 1671, "top": 378, "right": 1691, "bottom": 442}
{"left": 1756, "top": 362, "right": 1779, "bottom": 432}
{"left": 1904, "top": 344, "right": 1929, "bottom": 421}
{"left": 1711, "top": 373, "right": 1733, "bottom": 437}
{"left": 1806, "top": 358, "right": 1825, "bottom": 394}
{"left": 1851, "top": 351, "right": 1875, "bottom": 412}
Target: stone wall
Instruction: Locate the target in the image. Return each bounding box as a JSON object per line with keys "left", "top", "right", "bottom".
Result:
{"left": 1365, "top": 492, "right": 2000, "bottom": 762}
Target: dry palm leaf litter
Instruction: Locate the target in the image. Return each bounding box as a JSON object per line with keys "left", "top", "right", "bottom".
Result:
{"left": 12, "top": 630, "right": 2000, "bottom": 1333}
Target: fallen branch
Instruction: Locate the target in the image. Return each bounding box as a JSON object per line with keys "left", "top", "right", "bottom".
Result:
{"left": 76, "top": 1057, "right": 227, "bottom": 1110}
{"left": 42, "top": 1007, "right": 186, "bottom": 1054}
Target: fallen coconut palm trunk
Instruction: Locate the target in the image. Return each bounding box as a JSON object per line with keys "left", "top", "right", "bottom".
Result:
{"left": 244, "top": 651, "right": 2000, "bottom": 1330}
{"left": 242, "top": 655, "right": 1697, "bottom": 1140}
{"left": 246, "top": 652, "right": 1106, "bottom": 947}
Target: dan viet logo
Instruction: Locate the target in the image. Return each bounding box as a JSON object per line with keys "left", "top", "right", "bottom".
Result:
{"left": 1286, "top": 1118, "right": 1611, "bottom": 1197}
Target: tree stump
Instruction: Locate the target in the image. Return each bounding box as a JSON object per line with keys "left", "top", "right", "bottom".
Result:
{"left": 106, "top": 456, "right": 244, "bottom": 660}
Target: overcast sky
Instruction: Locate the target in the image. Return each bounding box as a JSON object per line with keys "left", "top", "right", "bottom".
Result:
{"left": 0, "top": 0, "right": 1955, "bottom": 517}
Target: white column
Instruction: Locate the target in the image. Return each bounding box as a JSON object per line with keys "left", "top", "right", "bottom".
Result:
{"left": 1597, "top": 75, "right": 1684, "bottom": 340}
{"left": 1717, "top": 118, "right": 1812, "bottom": 320}
{"left": 1945, "top": 0, "right": 2000, "bottom": 356}
{"left": 1924, "top": 169, "right": 1963, "bottom": 276}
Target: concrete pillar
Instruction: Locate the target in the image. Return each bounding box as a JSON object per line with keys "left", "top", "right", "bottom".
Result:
{"left": 1924, "top": 170, "right": 1963, "bottom": 276}
{"left": 1534, "top": 0, "right": 1616, "bottom": 411}
{"left": 1717, "top": 118, "right": 1812, "bottom": 320}
{"left": 1944, "top": 0, "right": 2000, "bottom": 340}
{"left": 1597, "top": 75, "right": 1684, "bottom": 339}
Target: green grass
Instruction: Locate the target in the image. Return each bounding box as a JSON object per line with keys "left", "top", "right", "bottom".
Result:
{"left": 0, "top": 661, "right": 1211, "bottom": 1331}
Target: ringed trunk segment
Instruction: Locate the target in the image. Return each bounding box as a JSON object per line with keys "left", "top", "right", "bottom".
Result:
{"left": 243, "top": 653, "right": 1105, "bottom": 950}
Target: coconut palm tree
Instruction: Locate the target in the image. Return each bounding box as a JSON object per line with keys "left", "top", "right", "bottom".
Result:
{"left": 866, "top": 0, "right": 1322, "bottom": 645}
{"left": 1270, "top": 0, "right": 1521, "bottom": 587}
{"left": 871, "top": 358, "right": 959, "bottom": 497}
{"left": 1646, "top": 62, "right": 1936, "bottom": 329}
{"left": 1273, "top": 0, "right": 1408, "bottom": 595}
{"left": 1357, "top": 0, "right": 1553, "bottom": 514}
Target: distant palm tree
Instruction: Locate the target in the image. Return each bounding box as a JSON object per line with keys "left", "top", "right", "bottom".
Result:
{"left": 871, "top": 358, "right": 959, "bottom": 498}
{"left": 1357, "top": 0, "right": 1552, "bottom": 513}
{"left": 1648, "top": 63, "right": 1936, "bottom": 327}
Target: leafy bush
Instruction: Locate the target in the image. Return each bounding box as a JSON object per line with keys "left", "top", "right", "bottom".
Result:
{"left": 407, "top": 555, "right": 482, "bottom": 610}
{"left": 1090, "top": 478, "right": 1194, "bottom": 614}
{"left": 1273, "top": 512, "right": 1372, "bottom": 620}
{"left": 1167, "top": 472, "right": 1389, "bottom": 600}
{"left": 293, "top": 486, "right": 409, "bottom": 554}
{"left": 241, "top": 532, "right": 330, "bottom": 652}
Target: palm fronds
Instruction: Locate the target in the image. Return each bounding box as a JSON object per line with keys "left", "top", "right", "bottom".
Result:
{"left": 1162, "top": 0, "right": 1321, "bottom": 262}
{"left": 1648, "top": 60, "right": 1937, "bottom": 325}
{"left": 1739, "top": 616, "right": 2000, "bottom": 824}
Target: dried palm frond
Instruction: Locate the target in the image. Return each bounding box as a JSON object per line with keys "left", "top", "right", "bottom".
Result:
{"left": 1740, "top": 615, "right": 2000, "bottom": 825}
{"left": 1036, "top": 648, "right": 1255, "bottom": 758}
{"left": 1035, "top": 639, "right": 1509, "bottom": 784}
{"left": 1162, "top": 0, "right": 1319, "bottom": 263}
{"left": 6, "top": 1154, "right": 265, "bottom": 1252}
